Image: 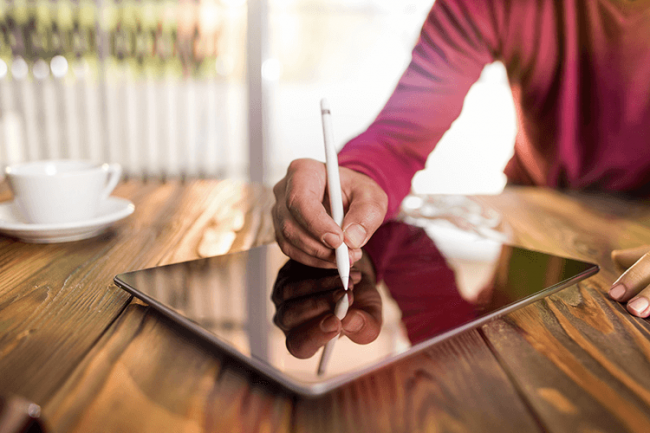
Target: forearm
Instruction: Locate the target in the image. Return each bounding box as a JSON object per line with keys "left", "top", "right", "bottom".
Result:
{"left": 339, "top": 0, "right": 503, "bottom": 218}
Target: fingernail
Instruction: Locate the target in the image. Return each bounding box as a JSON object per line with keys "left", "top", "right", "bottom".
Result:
{"left": 320, "top": 314, "right": 339, "bottom": 333}
{"left": 343, "top": 312, "right": 365, "bottom": 333}
{"left": 609, "top": 285, "right": 626, "bottom": 300}
{"left": 322, "top": 233, "right": 341, "bottom": 249}
{"left": 344, "top": 224, "right": 367, "bottom": 248}
{"left": 628, "top": 297, "right": 650, "bottom": 316}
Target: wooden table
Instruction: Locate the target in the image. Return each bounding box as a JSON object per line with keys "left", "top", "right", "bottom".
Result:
{"left": 1, "top": 179, "right": 650, "bottom": 433}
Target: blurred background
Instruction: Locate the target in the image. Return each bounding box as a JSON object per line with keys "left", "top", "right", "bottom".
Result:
{"left": 0, "top": 0, "right": 516, "bottom": 195}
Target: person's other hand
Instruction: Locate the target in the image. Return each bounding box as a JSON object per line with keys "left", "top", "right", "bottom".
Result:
{"left": 609, "top": 245, "right": 650, "bottom": 317}
{"left": 272, "top": 158, "right": 388, "bottom": 269}
{"left": 271, "top": 255, "right": 382, "bottom": 359}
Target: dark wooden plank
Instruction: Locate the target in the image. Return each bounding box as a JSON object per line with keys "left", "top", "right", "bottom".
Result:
{"left": 482, "top": 279, "right": 650, "bottom": 432}
{"left": 293, "top": 330, "right": 543, "bottom": 433}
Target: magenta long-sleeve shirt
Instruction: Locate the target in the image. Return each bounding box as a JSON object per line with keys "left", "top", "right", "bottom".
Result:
{"left": 338, "top": 0, "right": 650, "bottom": 218}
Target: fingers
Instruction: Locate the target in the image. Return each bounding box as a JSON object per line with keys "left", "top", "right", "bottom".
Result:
{"left": 272, "top": 260, "right": 360, "bottom": 304}
{"left": 273, "top": 235, "right": 337, "bottom": 269}
{"left": 341, "top": 309, "right": 382, "bottom": 345}
{"left": 283, "top": 305, "right": 380, "bottom": 359}
{"left": 285, "top": 315, "right": 342, "bottom": 359}
{"left": 340, "top": 276, "right": 382, "bottom": 344}
{"left": 272, "top": 160, "right": 388, "bottom": 268}
{"left": 281, "top": 290, "right": 352, "bottom": 359}
{"left": 274, "top": 289, "right": 352, "bottom": 332}
{"left": 272, "top": 273, "right": 343, "bottom": 306}
{"left": 273, "top": 188, "right": 337, "bottom": 268}
{"left": 284, "top": 161, "right": 343, "bottom": 244}
{"left": 339, "top": 168, "right": 388, "bottom": 250}
{"left": 610, "top": 251, "right": 650, "bottom": 317}
{"left": 274, "top": 266, "right": 381, "bottom": 358}
{"left": 625, "top": 288, "right": 650, "bottom": 318}
{"left": 612, "top": 245, "right": 650, "bottom": 269}
{"left": 272, "top": 159, "right": 346, "bottom": 268}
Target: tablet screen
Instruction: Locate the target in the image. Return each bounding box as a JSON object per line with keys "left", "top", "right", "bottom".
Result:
{"left": 114, "top": 221, "right": 598, "bottom": 396}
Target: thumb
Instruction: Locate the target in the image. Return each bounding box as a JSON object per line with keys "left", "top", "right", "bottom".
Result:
{"left": 340, "top": 174, "right": 387, "bottom": 249}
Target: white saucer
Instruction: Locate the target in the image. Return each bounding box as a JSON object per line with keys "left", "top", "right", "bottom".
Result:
{"left": 0, "top": 197, "right": 135, "bottom": 243}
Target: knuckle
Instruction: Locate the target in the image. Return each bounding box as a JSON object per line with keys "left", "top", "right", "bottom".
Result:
{"left": 274, "top": 306, "right": 292, "bottom": 330}
{"left": 272, "top": 180, "right": 284, "bottom": 198}
{"left": 279, "top": 219, "right": 295, "bottom": 242}
{"left": 369, "top": 191, "right": 388, "bottom": 216}
{"left": 304, "top": 296, "right": 326, "bottom": 314}
{"left": 314, "top": 249, "right": 331, "bottom": 260}
{"left": 271, "top": 202, "right": 281, "bottom": 224}
{"left": 272, "top": 312, "right": 283, "bottom": 329}
{"left": 288, "top": 158, "right": 310, "bottom": 173}
{"left": 285, "top": 190, "right": 303, "bottom": 215}
{"left": 276, "top": 283, "right": 294, "bottom": 305}
{"left": 365, "top": 204, "right": 385, "bottom": 225}
{"left": 275, "top": 233, "right": 288, "bottom": 253}
{"left": 304, "top": 243, "right": 331, "bottom": 261}
{"left": 271, "top": 291, "right": 281, "bottom": 306}
{"left": 287, "top": 159, "right": 301, "bottom": 172}
{"left": 275, "top": 234, "right": 284, "bottom": 251}
{"left": 274, "top": 235, "right": 297, "bottom": 263}
{"left": 271, "top": 205, "right": 288, "bottom": 235}
{"left": 271, "top": 276, "right": 289, "bottom": 306}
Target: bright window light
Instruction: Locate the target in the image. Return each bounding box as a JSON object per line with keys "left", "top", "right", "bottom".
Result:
{"left": 50, "top": 55, "right": 69, "bottom": 78}
{"left": 262, "top": 58, "right": 282, "bottom": 81}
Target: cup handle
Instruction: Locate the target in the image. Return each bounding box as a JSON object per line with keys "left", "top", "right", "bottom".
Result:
{"left": 101, "top": 163, "right": 122, "bottom": 200}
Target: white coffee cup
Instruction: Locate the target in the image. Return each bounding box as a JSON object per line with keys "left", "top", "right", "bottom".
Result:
{"left": 5, "top": 160, "right": 122, "bottom": 225}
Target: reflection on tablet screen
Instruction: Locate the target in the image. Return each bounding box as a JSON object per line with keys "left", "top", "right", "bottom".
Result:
{"left": 114, "top": 221, "right": 598, "bottom": 395}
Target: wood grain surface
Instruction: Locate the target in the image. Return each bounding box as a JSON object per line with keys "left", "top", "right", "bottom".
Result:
{"left": 0, "top": 179, "right": 275, "bottom": 428}
{"left": 2, "top": 182, "right": 650, "bottom": 433}
{"left": 293, "top": 330, "right": 542, "bottom": 433}
{"left": 476, "top": 188, "right": 650, "bottom": 433}
{"left": 44, "top": 303, "right": 294, "bottom": 433}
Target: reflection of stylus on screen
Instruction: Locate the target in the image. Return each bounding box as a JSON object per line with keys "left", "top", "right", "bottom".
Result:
{"left": 318, "top": 98, "right": 350, "bottom": 376}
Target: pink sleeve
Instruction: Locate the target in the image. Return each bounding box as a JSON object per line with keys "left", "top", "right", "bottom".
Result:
{"left": 338, "top": 0, "right": 503, "bottom": 219}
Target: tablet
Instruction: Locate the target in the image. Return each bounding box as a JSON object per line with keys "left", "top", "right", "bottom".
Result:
{"left": 114, "top": 221, "right": 598, "bottom": 396}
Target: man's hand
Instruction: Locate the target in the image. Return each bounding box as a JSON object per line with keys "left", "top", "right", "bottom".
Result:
{"left": 272, "top": 158, "right": 388, "bottom": 268}
{"left": 271, "top": 256, "right": 382, "bottom": 359}
{"left": 610, "top": 245, "right": 650, "bottom": 317}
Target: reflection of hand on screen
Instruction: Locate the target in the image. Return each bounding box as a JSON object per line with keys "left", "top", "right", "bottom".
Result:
{"left": 271, "top": 257, "right": 383, "bottom": 359}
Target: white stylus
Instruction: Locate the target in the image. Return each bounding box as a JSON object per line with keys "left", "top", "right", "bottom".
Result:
{"left": 318, "top": 98, "right": 350, "bottom": 376}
